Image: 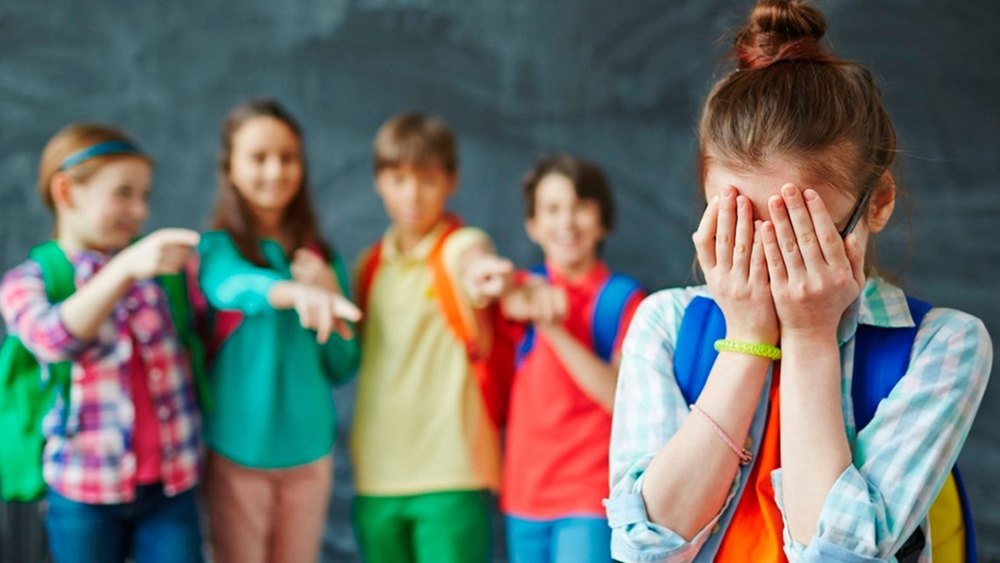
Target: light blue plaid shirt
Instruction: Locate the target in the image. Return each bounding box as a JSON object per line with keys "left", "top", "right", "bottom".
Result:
{"left": 607, "top": 277, "right": 991, "bottom": 562}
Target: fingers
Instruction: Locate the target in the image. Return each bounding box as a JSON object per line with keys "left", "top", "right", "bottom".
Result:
{"left": 768, "top": 189, "right": 806, "bottom": 279}
{"left": 155, "top": 244, "right": 194, "bottom": 275}
{"left": 470, "top": 256, "right": 515, "bottom": 299}
{"left": 330, "top": 294, "right": 363, "bottom": 323}
{"left": 534, "top": 286, "right": 566, "bottom": 324}
{"left": 844, "top": 233, "right": 866, "bottom": 288}
{"left": 803, "top": 188, "right": 849, "bottom": 266}
{"left": 551, "top": 287, "right": 568, "bottom": 321}
{"left": 732, "top": 194, "right": 753, "bottom": 276}
{"left": 316, "top": 297, "right": 332, "bottom": 344}
{"left": 749, "top": 220, "right": 767, "bottom": 286}
{"left": 715, "top": 187, "right": 737, "bottom": 270}
{"left": 294, "top": 294, "right": 315, "bottom": 332}
{"left": 780, "top": 185, "right": 825, "bottom": 269}
{"left": 151, "top": 228, "right": 200, "bottom": 248}
{"left": 693, "top": 195, "right": 720, "bottom": 270}
{"left": 760, "top": 220, "right": 787, "bottom": 285}
{"left": 299, "top": 291, "right": 361, "bottom": 344}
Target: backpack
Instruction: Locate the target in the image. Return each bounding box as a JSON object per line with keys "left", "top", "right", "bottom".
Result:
{"left": 515, "top": 263, "right": 643, "bottom": 366}
{"left": 357, "top": 216, "right": 516, "bottom": 430}
{"left": 674, "top": 295, "right": 976, "bottom": 563}
{"left": 0, "top": 241, "right": 210, "bottom": 503}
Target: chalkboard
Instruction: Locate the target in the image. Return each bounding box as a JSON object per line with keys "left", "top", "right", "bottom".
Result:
{"left": 1, "top": 1, "right": 998, "bottom": 561}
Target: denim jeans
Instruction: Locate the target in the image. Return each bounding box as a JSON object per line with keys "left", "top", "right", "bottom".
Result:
{"left": 506, "top": 514, "right": 612, "bottom": 563}
{"left": 45, "top": 484, "right": 202, "bottom": 563}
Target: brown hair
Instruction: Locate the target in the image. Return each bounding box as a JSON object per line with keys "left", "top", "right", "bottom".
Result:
{"left": 37, "top": 123, "right": 151, "bottom": 212}
{"left": 521, "top": 154, "right": 616, "bottom": 232}
{"left": 211, "top": 98, "right": 329, "bottom": 267}
{"left": 373, "top": 112, "right": 457, "bottom": 174}
{"left": 700, "top": 0, "right": 897, "bottom": 211}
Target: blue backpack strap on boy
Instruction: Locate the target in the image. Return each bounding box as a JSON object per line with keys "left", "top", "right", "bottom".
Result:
{"left": 674, "top": 295, "right": 975, "bottom": 562}
{"left": 515, "top": 264, "right": 643, "bottom": 366}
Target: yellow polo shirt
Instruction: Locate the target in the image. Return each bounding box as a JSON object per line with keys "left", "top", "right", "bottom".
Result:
{"left": 350, "top": 220, "right": 501, "bottom": 495}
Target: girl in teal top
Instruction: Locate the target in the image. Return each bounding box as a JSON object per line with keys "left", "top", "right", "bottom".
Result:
{"left": 198, "top": 99, "right": 361, "bottom": 563}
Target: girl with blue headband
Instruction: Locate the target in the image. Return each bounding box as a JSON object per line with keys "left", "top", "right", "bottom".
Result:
{"left": 0, "top": 123, "right": 206, "bottom": 562}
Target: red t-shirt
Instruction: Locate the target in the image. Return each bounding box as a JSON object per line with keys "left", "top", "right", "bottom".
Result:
{"left": 129, "top": 334, "right": 162, "bottom": 485}
{"left": 500, "top": 261, "right": 643, "bottom": 518}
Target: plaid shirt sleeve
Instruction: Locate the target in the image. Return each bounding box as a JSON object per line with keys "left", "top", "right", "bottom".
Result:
{"left": 774, "top": 306, "right": 992, "bottom": 562}
{"left": 607, "top": 286, "right": 738, "bottom": 562}
{"left": 0, "top": 260, "right": 88, "bottom": 364}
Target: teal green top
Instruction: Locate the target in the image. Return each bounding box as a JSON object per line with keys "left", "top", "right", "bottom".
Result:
{"left": 197, "top": 231, "right": 360, "bottom": 469}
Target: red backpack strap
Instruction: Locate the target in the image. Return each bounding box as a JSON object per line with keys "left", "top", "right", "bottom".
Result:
{"left": 357, "top": 241, "right": 384, "bottom": 314}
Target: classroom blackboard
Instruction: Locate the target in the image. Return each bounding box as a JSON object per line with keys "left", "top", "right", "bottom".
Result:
{"left": 2, "top": 1, "right": 998, "bottom": 560}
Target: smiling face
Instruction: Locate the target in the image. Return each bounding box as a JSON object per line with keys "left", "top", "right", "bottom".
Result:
{"left": 227, "top": 115, "right": 303, "bottom": 226}
{"left": 57, "top": 156, "right": 152, "bottom": 252}
{"left": 525, "top": 172, "right": 606, "bottom": 278}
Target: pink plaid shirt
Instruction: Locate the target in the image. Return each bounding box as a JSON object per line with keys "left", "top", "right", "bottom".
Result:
{"left": 0, "top": 252, "right": 202, "bottom": 504}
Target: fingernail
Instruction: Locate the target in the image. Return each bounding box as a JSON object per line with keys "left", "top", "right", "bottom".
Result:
{"left": 782, "top": 184, "right": 797, "bottom": 197}
{"left": 803, "top": 188, "right": 818, "bottom": 201}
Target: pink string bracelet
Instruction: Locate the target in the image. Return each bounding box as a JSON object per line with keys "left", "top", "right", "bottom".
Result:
{"left": 690, "top": 404, "right": 753, "bottom": 466}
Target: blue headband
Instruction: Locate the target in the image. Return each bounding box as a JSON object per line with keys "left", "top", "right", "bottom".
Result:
{"left": 58, "top": 140, "right": 143, "bottom": 171}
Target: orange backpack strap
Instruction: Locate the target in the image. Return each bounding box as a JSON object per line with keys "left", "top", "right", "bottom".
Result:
{"left": 427, "top": 218, "right": 479, "bottom": 354}
{"left": 427, "top": 217, "right": 512, "bottom": 428}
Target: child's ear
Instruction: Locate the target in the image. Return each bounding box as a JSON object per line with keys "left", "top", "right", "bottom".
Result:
{"left": 49, "top": 172, "right": 76, "bottom": 209}
{"left": 867, "top": 172, "right": 896, "bottom": 234}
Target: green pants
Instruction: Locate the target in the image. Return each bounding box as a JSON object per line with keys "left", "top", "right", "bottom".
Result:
{"left": 353, "top": 490, "right": 492, "bottom": 563}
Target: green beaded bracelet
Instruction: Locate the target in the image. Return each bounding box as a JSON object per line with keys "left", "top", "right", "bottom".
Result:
{"left": 713, "top": 339, "right": 782, "bottom": 360}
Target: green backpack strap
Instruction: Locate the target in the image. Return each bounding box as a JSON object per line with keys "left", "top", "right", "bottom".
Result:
{"left": 0, "top": 242, "right": 74, "bottom": 502}
{"left": 28, "top": 241, "right": 75, "bottom": 416}
{"left": 157, "top": 272, "right": 213, "bottom": 412}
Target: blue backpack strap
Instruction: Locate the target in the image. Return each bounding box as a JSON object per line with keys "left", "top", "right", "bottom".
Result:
{"left": 852, "top": 297, "right": 976, "bottom": 562}
{"left": 673, "top": 296, "right": 727, "bottom": 404}
{"left": 591, "top": 274, "right": 643, "bottom": 363}
{"left": 951, "top": 465, "right": 977, "bottom": 561}
{"left": 851, "top": 296, "right": 932, "bottom": 430}
{"left": 514, "top": 264, "right": 549, "bottom": 367}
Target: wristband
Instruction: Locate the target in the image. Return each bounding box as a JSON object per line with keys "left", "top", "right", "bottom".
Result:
{"left": 713, "top": 338, "right": 781, "bottom": 360}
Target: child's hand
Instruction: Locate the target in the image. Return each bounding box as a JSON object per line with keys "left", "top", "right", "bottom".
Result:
{"left": 115, "top": 229, "right": 200, "bottom": 281}
{"left": 290, "top": 284, "right": 362, "bottom": 344}
{"left": 291, "top": 248, "right": 339, "bottom": 292}
{"left": 500, "top": 276, "right": 568, "bottom": 324}
{"left": 463, "top": 255, "right": 515, "bottom": 306}
{"left": 693, "top": 185, "right": 778, "bottom": 345}
{"left": 760, "top": 184, "right": 865, "bottom": 341}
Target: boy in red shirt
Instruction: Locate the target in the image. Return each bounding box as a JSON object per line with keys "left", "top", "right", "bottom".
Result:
{"left": 500, "top": 155, "right": 644, "bottom": 563}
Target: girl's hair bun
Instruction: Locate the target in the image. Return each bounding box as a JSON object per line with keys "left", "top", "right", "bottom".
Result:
{"left": 734, "top": 0, "right": 833, "bottom": 70}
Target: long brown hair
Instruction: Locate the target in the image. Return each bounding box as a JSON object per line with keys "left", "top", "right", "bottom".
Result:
{"left": 211, "top": 98, "right": 330, "bottom": 267}
{"left": 699, "top": 1, "right": 897, "bottom": 234}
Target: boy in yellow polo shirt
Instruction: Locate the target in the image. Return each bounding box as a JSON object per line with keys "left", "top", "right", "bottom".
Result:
{"left": 350, "top": 112, "right": 516, "bottom": 563}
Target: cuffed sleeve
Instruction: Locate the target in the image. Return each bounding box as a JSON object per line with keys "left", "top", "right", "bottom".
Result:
{"left": 772, "top": 307, "right": 991, "bottom": 561}
{"left": 0, "top": 261, "right": 89, "bottom": 364}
